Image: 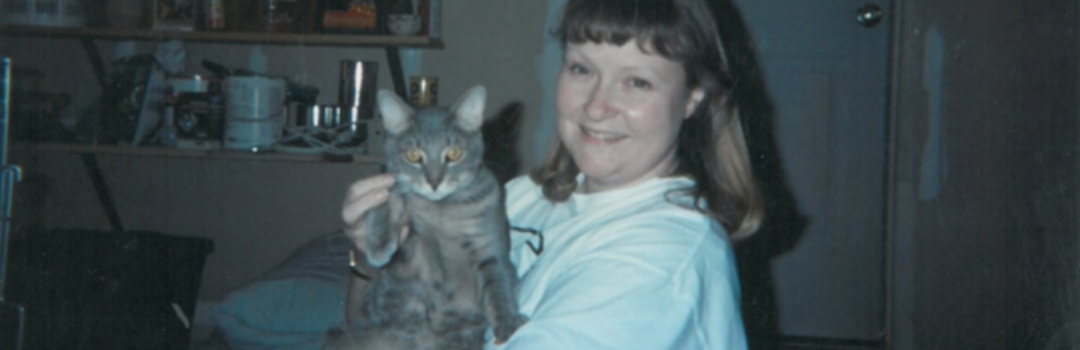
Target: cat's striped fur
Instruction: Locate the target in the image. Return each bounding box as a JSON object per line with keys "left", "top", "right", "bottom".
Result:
{"left": 325, "top": 86, "right": 526, "bottom": 350}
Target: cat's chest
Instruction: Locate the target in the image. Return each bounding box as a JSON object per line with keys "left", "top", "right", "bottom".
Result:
{"left": 406, "top": 195, "right": 499, "bottom": 237}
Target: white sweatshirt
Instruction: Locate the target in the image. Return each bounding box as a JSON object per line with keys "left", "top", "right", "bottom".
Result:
{"left": 486, "top": 175, "right": 748, "bottom": 350}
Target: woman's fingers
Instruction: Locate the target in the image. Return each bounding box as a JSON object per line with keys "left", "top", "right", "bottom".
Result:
{"left": 341, "top": 174, "right": 396, "bottom": 237}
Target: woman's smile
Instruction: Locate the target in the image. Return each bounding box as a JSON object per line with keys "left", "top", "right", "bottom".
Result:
{"left": 555, "top": 42, "right": 702, "bottom": 193}
{"left": 580, "top": 125, "right": 627, "bottom": 143}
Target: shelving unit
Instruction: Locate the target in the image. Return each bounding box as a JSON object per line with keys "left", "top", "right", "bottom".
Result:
{"left": 0, "top": 25, "right": 444, "bottom": 48}
{"left": 3, "top": 24, "right": 430, "bottom": 232}
{"left": 1, "top": 23, "right": 440, "bottom": 162}
{"left": 0, "top": 24, "right": 441, "bottom": 99}
{"left": 14, "top": 143, "right": 384, "bottom": 163}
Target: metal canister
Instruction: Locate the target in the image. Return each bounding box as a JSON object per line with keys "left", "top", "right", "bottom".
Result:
{"left": 300, "top": 105, "right": 341, "bottom": 128}
{"left": 408, "top": 76, "right": 438, "bottom": 107}
{"left": 340, "top": 60, "right": 379, "bottom": 118}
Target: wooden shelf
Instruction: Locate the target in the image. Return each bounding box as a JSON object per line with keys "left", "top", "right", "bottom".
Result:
{"left": 4, "top": 24, "right": 410, "bottom": 165}
{"left": 14, "top": 143, "right": 384, "bottom": 164}
{"left": 0, "top": 25, "right": 444, "bottom": 48}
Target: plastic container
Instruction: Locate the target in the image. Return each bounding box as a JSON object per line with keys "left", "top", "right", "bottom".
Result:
{"left": 223, "top": 76, "right": 286, "bottom": 150}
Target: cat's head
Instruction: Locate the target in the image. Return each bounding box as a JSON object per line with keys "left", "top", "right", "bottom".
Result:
{"left": 377, "top": 85, "right": 488, "bottom": 201}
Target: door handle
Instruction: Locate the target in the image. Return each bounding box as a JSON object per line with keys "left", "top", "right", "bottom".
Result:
{"left": 856, "top": 4, "right": 884, "bottom": 28}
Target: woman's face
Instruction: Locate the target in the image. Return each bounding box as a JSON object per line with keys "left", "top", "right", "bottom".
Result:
{"left": 556, "top": 42, "right": 703, "bottom": 193}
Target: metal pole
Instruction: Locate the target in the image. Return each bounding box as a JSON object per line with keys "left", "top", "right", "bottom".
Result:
{"left": 0, "top": 163, "right": 20, "bottom": 297}
{"left": 0, "top": 57, "right": 16, "bottom": 296}
{"left": 0, "top": 56, "right": 25, "bottom": 350}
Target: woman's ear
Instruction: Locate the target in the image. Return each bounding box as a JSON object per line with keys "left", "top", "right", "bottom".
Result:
{"left": 684, "top": 88, "right": 706, "bottom": 118}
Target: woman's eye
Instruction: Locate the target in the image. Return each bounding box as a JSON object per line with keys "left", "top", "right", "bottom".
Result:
{"left": 629, "top": 77, "right": 652, "bottom": 89}
{"left": 445, "top": 146, "right": 464, "bottom": 162}
{"left": 567, "top": 63, "right": 590, "bottom": 76}
{"left": 404, "top": 149, "right": 424, "bottom": 163}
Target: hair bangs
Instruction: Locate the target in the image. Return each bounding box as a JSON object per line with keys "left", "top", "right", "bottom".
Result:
{"left": 557, "top": 0, "right": 693, "bottom": 62}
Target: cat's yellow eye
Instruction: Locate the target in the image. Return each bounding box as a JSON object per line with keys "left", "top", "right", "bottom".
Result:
{"left": 404, "top": 148, "right": 424, "bottom": 163}
{"left": 445, "top": 146, "right": 464, "bottom": 163}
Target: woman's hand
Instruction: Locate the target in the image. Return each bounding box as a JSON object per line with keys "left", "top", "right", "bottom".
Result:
{"left": 341, "top": 174, "right": 396, "bottom": 251}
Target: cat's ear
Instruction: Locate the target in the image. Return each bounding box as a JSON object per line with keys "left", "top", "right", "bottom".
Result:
{"left": 450, "top": 85, "right": 486, "bottom": 132}
{"left": 377, "top": 89, "right": 414, "bottom": 134}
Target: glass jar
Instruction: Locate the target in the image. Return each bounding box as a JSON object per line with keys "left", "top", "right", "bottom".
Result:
{"left": 263, "top": 0, "right": 300, "bottom": 32}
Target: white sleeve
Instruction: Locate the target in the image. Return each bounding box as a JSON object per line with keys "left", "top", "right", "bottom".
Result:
{"left": 488, "top": 226, "right": 747, "bottom": 350}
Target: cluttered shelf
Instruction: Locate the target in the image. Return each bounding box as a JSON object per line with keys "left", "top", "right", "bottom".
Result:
{"left": 0, "top": 25, "right": 444, "bottom": 48}
{"left": 13, "top": 142, "right": 384, "bottom": 164}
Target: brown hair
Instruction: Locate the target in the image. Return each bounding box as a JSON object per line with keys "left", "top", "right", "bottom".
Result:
{"left": 530, "top": 0, "right": 763, "bottom": 238}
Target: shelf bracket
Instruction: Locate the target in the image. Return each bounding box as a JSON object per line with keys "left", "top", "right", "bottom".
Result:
{"left": 385, "top": 47, "right": 408, "bottom": 99}
{"left": 76, "top": 39, "right": 125, "bottom": 233}
{"left": 80, "top": 154, "right": 124, "bottom": 232}
{"left": 78, "top": 38, "right": 108, "bottom": 87}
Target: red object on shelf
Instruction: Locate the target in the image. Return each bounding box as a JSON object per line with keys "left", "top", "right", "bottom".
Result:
{"left": 320, "top": 0, "right": 382, "bottom": 34}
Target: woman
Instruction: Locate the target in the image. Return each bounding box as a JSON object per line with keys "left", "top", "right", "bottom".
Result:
{"left": 343, "top": 0, "right": 763, "bottom": 348}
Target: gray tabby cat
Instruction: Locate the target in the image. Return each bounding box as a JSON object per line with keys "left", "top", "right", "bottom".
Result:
{"left": 324, "top": 86, "right": 527, "bottom": 350}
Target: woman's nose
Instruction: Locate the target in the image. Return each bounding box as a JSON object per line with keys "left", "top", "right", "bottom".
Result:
{"left": 583, "top": 83, "right": 617, "bottom": 121}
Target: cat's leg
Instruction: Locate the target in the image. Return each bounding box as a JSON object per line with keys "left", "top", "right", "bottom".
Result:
{"left": 364, "top": 194, "right": 407, "bottom": 267}
{"left": 344, "top": 267, "right": 371, "bottom": 326}
{"left": 431, "top": 311, "right": 488, "bottom": 350}
{"left": 477, "top": 256, "right": 528, "bottom": 343}
{"left": 322, "top": 327, "right": 420, "bottom": 350}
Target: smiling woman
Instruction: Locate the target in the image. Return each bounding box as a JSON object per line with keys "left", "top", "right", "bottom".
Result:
{"left": 532, "top": 0, "right": 762, "bottom": 239}
{"left": 554, "top": 42, "right": 702, "bottom": 195}
{"left": 340, "top": 0, "right": 763, "bottom": 348}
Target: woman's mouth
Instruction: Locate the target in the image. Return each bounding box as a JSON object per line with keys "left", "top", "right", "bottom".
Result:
{"left": 581, "top": 126, "right": 626, "bottom": 143}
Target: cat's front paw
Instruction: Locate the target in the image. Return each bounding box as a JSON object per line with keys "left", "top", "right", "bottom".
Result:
{"left": 363, "top": 220, "right": 401, "bottom": 268}
{"left": 364, "top": 237, "right": 397, "bottom": 267}
{"left": 493, "top": 314, "right": 528, "bottom": 344}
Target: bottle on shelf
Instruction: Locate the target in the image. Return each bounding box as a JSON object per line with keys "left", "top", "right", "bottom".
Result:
{"left": 203, "top": 0, "right": 226, "bottom": 30}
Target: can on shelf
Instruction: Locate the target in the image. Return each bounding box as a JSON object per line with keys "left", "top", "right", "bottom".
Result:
{"left": 204, "top": 0, "right": 226, "bottom": 30}
{"left": 408, "top": 76, "right": 438, "bottom": 107}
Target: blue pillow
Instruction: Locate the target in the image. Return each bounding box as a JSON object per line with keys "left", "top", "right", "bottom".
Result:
{"left": 215, "top": 232, "right": 353, "bottom": 350}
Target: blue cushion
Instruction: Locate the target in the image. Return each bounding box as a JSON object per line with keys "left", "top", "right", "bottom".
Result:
{"left": 214, "top": 233, "right": 353, "bottom": 350}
